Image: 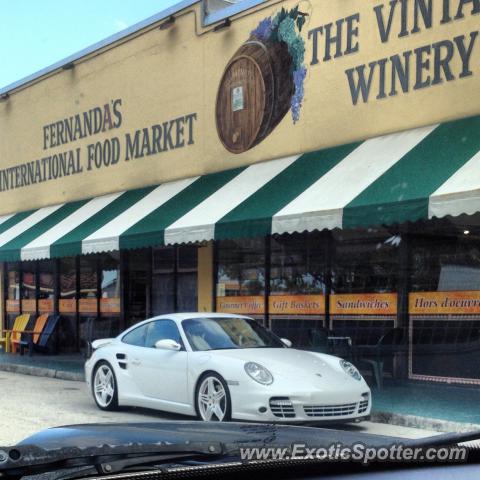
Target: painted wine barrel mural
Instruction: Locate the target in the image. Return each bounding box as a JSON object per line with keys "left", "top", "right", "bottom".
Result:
{"left": 216, "top": 40, "right": 294, "bottom": 154}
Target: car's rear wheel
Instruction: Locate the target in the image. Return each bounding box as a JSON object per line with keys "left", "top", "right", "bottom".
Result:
{"left": 196, "top": 373, "right": 231, "bottom": 421}
{"left": 92, "top": 361, "right": 119, "bottom": 411}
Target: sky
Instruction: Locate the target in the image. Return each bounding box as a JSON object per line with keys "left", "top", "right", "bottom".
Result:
{"left": 0, "top": 0, "right": 181, "bottom": 89}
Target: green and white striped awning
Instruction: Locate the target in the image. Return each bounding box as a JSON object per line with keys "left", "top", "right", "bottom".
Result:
{"left": 0, "top": 114, "right": 479, "bottom": 262}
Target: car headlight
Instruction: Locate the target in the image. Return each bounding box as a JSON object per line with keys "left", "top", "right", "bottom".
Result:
{"left": 340, "top": 359, "right": 362, "bottom": 381}
{"left": 244, "top": 362, "right": 274, "bottom": 385}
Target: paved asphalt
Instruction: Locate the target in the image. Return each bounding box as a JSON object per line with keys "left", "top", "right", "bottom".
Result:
{"left": 0, "top": 371, "right": 439, "bottom": 445}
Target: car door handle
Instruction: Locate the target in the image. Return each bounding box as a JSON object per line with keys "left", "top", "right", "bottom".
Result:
{"left": 131, "top": 359, "right": 141, "bottom": 366}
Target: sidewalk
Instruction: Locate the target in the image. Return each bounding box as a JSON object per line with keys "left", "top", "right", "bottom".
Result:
{"left": 372, "top": 381, "right": 480, "bottom": 424}
{"left": 369, "top": 379, "right": 480, "bottom": 433}
{"left": 0, "top": 352, "right": 84, "bottom": 381}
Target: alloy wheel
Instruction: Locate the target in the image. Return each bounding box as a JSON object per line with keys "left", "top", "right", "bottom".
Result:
{"left": 94, "top": 364, "right": 115, "bottom": 408}
{"left": 198, "top": 376, "right": 228, "bottom": 421}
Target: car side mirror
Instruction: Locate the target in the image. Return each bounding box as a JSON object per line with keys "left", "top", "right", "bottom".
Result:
{"left": 155, "top": 339, "right": 182, "bottom": 351}
{"left": 281, "top": 338, "right": 292, "bottom": 348}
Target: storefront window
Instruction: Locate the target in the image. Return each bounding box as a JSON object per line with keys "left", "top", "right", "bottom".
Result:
{"left": 216, "top": 238, "right": 265, "bottom": 317}
{"left": 127, "top": 249, "right": 150, "bottom": 325}
{"left": 59, "top": 258, "right": 76, "bottom": 301}
{"left": 410, "top": 232, "right": 480, "bottom": 292}
{"left": 22, "top": 263, "right": 36, "bottom": 299}
{"left": 21, "top": 262, "right": 36, "bottom": 314}
{"left": 95, "top": 252, "right": 122, "bottom": 341}
{"left": 59, "top": 257, "right": 77, "bottom": 314}
{"left": 332, "top": 229, "right": 400, "bottom": 294}
{"left": 269, "top": 233, "right": 326, "bottom": 348}
{"left": 58, "top": 257, "right": 78, "bottom": 351}
{"left": 270, "top": 233, "right": 326, "bottom": 295}
{"left": 7, "top": 263, "right": 20, "bottom": 301}
{"left": 38, "top": 260, "right": 55, "bottom": 313}
{"left": 79, "top": 257, "right": 97, "bottom": 299}
{"left": 152, "top": 247, "right": 175, "bottom": 315}
{"left": 100, "top": 253, "right": 120, "bottom": 314}
{"left": 409, "top": 223, "right": 480, "bottom": 383}
{"left": 6, "top": 262, "right": 20, "bottom": 323}
{"left": 79, "top": 256, "right": 98, "bottom": 314}
{"left": 177, "top": 246, "right": 197, "bottom": 312}
{"left": 217, "top": 239, "right": 265, "bottom": 297}
{"left": 150, "top": 246, "right": 198, "bottom": 315}
{"left": 330, "top": 229, "right": 400, "bottom": 348}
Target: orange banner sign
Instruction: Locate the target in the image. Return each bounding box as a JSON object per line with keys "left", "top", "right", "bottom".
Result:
{"left": 410, "top": 291, "right": 480, "bottom": 315}
{"left": 269, "top": 295, "right": 325, "bottom": 315}
{"left": 59, "top": 299, "right": 77, "bottom": 314}
{"left": 6, "top": 300, "right": 20, "bottom": 313}
{"left": 330, "top": 293, "right": 397, "bottom": 315}
{"left": 78, "top": 298, "right": 98, "bottom": 314}
{"left": 100, "top": 297, "right": 121, "bottom": 314}
{"left": 21, "top": 299, "right": 36, "bottom": 313}
{"left": 216, "top": 296, "right": 265, "bottom": 315}
{"left": 38, "top": 298, "right": 54, "bottom": 313}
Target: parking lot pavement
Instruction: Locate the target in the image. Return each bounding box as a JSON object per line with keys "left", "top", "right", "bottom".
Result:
{"left": 0, "top": 372, "right": 439, "bottom": 445}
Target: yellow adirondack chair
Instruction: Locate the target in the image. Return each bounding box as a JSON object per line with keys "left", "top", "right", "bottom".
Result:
{"left": 0, "top": 314, "right": 30, "bottom": 353}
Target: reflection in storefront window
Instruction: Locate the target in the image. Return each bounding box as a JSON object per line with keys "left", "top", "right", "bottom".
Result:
{"left": 22, "top": 262, "right": 36, "bottom": 299}
{"left": 408, "top": 221, "right": 480, "bottom": 383}
{"left": 177, "top": 246, "right": 198, "bottom": 312}
{"left": 101, "top": 253, "right": 120, "bottom": 298}
{"left": 152, "top": 247, "right": 175, "bottom": 315}
{"left": 332, "top": 229, "right": 400, "bottom": 294}
{"left": 217, "top": 238, "right": 265, "bottom": 296}
{"left": 38, "top": 261, "right": 54, "bottom": 298}
{"left": 79, "top": 257, "right": 98, "bottom": 318}
{"left": 78, "top": 257, "right": 97, "bottom": 350}
{"left": 153, "top": 247, "right": 175, "bottom": 272}
{"left": 127, "top": 249, "right": 149, "bottom": 325}
{"left": 270, "top": 233, "right": 326, "bottom": 295}
{"left": 59, "top": 258, "right": 77, "bottom": 315}
{"left": 101, "top": 253, "right": 121, "bottom": 315}
{"left": 79, "top": 257, "right": 97, "bottom": 299}
{"left": 6, "top": 262, "right": 20, "bottom": 320}
{"left": 38, "top": 260, "right": 55, "bottom": 313}
{"left": 410, "top": 232, "right": 480, "bottom": 292}
{"left": 7, "top": 262, "right": 20, "bottom": 301}
{"left": 151, "top": 246, "right": 198, "bottom": 315}
{"left": 60, "top": 258, "right": 76, "bottom": 299}
{"left": 21, "top": 262, "right": 37, "bottom": 314}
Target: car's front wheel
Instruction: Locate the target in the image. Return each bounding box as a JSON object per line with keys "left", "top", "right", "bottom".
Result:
{"left": 92, "top": 361, "right": 119, "bottom": 411}
{"left": 195, "top": 373, "right": 231, "bottom": 421}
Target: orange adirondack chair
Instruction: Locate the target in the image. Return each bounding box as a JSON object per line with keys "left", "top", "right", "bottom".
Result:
{"left": 11, "top": 314, "right": 49, "bottom": 354}
{"left": 0, "top": 314, "right": 30, "bottom": 353}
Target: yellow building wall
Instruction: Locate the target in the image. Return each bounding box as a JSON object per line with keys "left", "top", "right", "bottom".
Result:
{"left": 197, "top": 242, "right": 213, "bottom": 312}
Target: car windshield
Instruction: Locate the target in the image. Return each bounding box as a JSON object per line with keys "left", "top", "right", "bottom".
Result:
{"left": 182, "top": 317, "right": 285, "bottom": 351}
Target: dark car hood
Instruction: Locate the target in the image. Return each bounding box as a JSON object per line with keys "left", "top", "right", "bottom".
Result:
{"left": 19, "top": 421, "right": 403, "bottom": 449}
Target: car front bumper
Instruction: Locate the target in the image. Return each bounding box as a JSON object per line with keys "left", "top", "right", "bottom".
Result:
{"left": 228, "top": 381, "right": 371, "bottom": 423}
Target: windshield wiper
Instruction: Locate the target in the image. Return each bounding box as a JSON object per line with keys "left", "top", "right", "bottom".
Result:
{"left": 0, "top": 441, "right": 225, "bottom": 480}
{"left": 4, "top": 427, "right": 480, "bottom": 480}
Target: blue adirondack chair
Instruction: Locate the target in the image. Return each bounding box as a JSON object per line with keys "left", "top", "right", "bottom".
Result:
{"left": 21, "top": 315, "right": 60, "bottom": 356}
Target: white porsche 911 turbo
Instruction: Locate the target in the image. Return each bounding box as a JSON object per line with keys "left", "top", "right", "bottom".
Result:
{"left": 85, "top": 313, "right": 371, "bottom": 423}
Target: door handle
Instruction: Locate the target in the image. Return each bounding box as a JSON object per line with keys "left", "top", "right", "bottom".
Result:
{"left": 131, "top": 359, "right": 141, "bottom": 366}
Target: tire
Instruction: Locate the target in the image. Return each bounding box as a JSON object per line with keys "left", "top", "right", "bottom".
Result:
{"left": 92, "top": 361, "right": 119, "bottom": 411}
{"left": 195, "top": 372, "right": 231, "bottom": 422}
